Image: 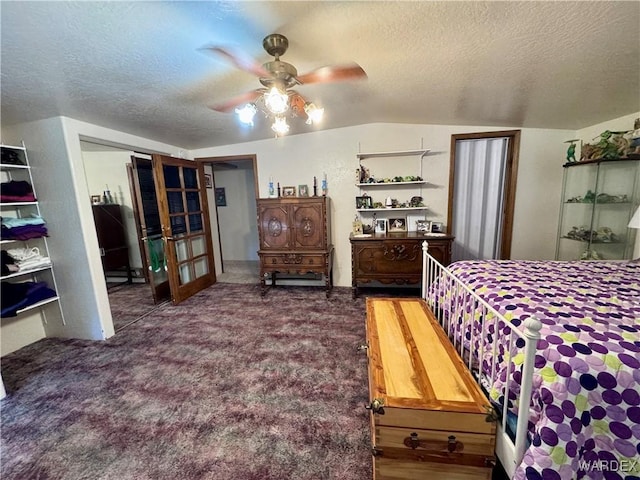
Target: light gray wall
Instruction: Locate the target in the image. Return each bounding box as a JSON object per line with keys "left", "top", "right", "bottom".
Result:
{"left": 2, "top": 117, "right": 107, "bottom": 345}
{"left": 1, "top": 116, "right": 186, "bottom": 353}
{"left": 214, "top": 164, "right": 259, "bottom": 262}
{"left": 81, "top": 148, "right": 143, "bottom": 270}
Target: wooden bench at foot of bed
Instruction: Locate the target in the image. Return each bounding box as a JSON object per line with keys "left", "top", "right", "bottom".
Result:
{"left": 364, "top": 298, "right": 497, "bottom": 480}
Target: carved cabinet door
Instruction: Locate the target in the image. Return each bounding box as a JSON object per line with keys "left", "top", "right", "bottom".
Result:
{"left": 292, "top": 203, "right": 324, "bottom": 249}
{"left": 259, "top": 205, "right": 290, "bottom": 249}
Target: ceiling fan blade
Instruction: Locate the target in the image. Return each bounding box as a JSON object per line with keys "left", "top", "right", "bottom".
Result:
{"left": 296, "top": 63, "right": 367, "bottom": 85}
{"left": 200, "top": 45, "right": 270, "bottom": 78}
{"left": 209, "top": 90, "right": 263, "bottom": 113}
{"left": 289, "top": 91, "right": 308, "bottom": 120}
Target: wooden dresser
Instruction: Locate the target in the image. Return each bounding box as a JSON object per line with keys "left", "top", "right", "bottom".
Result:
{"left": 364, "top": 298, "right": 496, "bottom": 479}
{"left": 350, "top": 232, "right": 453, "bottom": 298}
{"left": 257, "top": 196, "right": 333, "bottom": 297}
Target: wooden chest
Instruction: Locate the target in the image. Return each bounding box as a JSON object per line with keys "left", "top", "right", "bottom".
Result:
{"left": 365, "top": 298, "right": 496, "bottom": 480}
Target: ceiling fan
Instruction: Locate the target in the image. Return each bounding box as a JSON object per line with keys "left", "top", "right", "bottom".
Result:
{"left": 203, "top": 33, "right": 367, "bottom": 134}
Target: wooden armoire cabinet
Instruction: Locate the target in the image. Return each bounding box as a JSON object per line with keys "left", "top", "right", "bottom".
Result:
{"left": 92, "top": 204, "right": 132, "bottom": 284}
{"left": 257, "top": 196, "right": 333, "bottom": 297}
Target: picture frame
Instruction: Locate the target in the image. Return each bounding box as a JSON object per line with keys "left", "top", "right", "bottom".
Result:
{"left": 388, "top": 217, "right": 407, "bottom": 233}
{"left": 282, "top": 186, "right": 296, "bottom": 197}
{"left": 352, "top": 219, "right": 363, "bottom": 235}
{"left": 91, "top": 195, "right": 102, "bottom": 205}
{"left": 204, "top": 173, "right": 213, "bottom": 189}
{"left": 298, "top": 184, "right": 309, "bottom": 197}
{"left": 431, "top": 221, "right": 444, "bottom": 233}
{"left": 355, "top": 196, "right": 373, "bottom": 209}
{"left": 416, "top": 220, "right": 432, "bottom": 234}
{"left": 374, "top": 218, "right": 388, "bottom": 234}
{"left": 215, "top": 187, "right": 227, "bottom": 206}
{"left": 407, "top": 213, "right": 424, "bottom": 232}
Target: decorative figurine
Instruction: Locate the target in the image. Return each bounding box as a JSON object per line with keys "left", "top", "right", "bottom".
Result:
{"left": 564, "top": 139, "right": 579, "bottom": 163}
{"left": 581, "top": 130, "right": 633, "bottom": 161}
{"left": 268, "top": 177, "right": 276, "bottom": 198}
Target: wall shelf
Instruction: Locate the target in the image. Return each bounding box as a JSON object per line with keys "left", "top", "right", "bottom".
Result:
{"left": 357, "top": 149, "right": 430, "bottom": 159}
{"left": 15, "top": 296, "right": 60, "bottom": 315}
{"left": 357, "top": 207, "right": 428, "bottom": 212}
{"left": 0, "top": 264, "right": 53, "bottom": 281}
{"left": 356, "top": 181, "right": 427, "bottom": 187}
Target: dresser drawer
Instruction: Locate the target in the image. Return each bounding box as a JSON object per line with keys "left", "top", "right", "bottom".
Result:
{"left": 260, "top": 253, "right": 326, "bottom": 269}
{"left": 353, "top": 241, "right": 422, "bottom": 275}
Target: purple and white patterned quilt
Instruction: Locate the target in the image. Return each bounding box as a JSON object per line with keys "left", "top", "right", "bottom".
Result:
{"left": 438, "top": 260, "right": 640, "bottom": 480}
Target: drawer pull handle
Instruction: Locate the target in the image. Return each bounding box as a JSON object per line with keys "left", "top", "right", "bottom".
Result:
{"left": 365, "top": 398, "right": 385, "bottom": 415}
{"left": 356, "top": 344, "right": 368, "bottom": 353}
{"left": 447, "top": 435, "right": 458, "bottom": 453}
{"left": 404, "top": 433, "right": 464, "bottom": 453}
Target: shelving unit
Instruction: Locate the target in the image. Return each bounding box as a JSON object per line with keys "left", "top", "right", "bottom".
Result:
{"left": 355, "top": 146, "right": 431, "bottom": 231}
{"left": 1, "top": 142, "right": 64, "bottom": 324}
{"left": 555, "top": 158, "right": 639, "bottom": 260}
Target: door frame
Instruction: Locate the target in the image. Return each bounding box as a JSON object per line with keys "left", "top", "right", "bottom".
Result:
{"left": 447, "top": 130, "right": 521, "bottom": 259}
{"left": 195, "top": 154, "right": 259, "bottom": 272}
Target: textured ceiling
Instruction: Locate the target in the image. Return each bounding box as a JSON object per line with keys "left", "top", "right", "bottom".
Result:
{"left": 1, "top": 1, "right": 639, "bottom": 150}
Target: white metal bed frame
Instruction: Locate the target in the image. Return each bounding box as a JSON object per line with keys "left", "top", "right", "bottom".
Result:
{"left": 420, "top": 242, "right": 542, "bottom": 478}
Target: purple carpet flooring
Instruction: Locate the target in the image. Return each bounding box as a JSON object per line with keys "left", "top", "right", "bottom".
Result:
{"left": 107, "top": 283, "right": 163, "bottom": 332}
{"left": 1, "top": 283, "right": 372, "bottom": 480}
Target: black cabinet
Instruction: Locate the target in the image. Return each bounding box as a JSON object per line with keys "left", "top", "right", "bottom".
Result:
{"left": 92, "top": 204, "right": 132, "bottom": 284}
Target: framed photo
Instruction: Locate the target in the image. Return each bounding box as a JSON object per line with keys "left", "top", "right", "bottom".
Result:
{"left": 388, "top": 217, "right": 407, "bottom": 232}
{"left": 90, "top": 195, "right": 102, "bottom": 205}
{"left": 355, "top": 196, "right": 373, "bottom": 209}
{"left": 352, "top": 219, "right": 363, "bottom": 235}
{"left": 416, "top": 220, "right": 432, "bottom": 234}
{"left": 298, "top": 184, "right": 309, "bottom": 197}
{"left": 374, "top": 218, "right": 388, "bottom": 234}
{"left": 407, "top": 214, "right": 424, "bottom": 232}
{"left": 215, "top": 187, "right": 227, "bottom": 206}
{"left": 282, "top": 186, "right": 296, "bottom": 197}
{"left": 431, "top": 221, "right": 444, "bottom": 233}
{"left": 204, "top": 173, "right": 213, "bottom": 189}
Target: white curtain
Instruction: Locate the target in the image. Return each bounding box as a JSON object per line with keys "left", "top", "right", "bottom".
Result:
{"left": 452, "top": 138, "right": 508, "bottom": 262}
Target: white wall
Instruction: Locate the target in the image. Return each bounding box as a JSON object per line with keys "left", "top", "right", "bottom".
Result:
{"left": 81, "top": 149, "right": 143, "bottom": 270}
{"left": 213, "top": 164, "right": 259, "bottom": 262}
{"left": 191, "top": 122, "right": 575, "bottom": 287}
{"left": 2, "top": 116, "right": 186, "bottom": 352}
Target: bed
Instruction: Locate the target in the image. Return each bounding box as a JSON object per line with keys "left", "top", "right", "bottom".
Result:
{"left": 420, "top": 242, "right": 640, "bottom": 480}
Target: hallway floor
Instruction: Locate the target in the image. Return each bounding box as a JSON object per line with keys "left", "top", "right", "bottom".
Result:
{"left": 217, "top": 260, "right": 259, "bottom": 284}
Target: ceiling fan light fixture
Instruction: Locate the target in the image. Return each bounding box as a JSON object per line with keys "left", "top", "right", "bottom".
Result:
{"left": 235, "top": 103, "right": 257, "bottom": 126}
{"left": 304, "top": 102, "right": 324, "bottom": 125}
{"left": 264, "top": 86, "right": 289, "bottom": 115}
{"left": 271, "top": 116, "right": 290, "bottom": 136}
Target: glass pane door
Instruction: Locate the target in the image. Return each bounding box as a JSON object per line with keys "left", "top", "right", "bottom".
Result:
{"left": 152, "top": 154, "right": 216, "bottom": 304}
{"left": 128, "top": 157, "right": 170, "bottom": 304}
